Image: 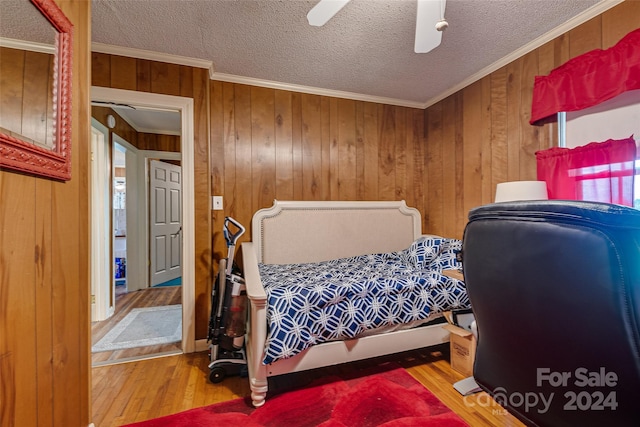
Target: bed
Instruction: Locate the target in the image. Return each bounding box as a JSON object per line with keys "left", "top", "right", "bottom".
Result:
{"left": 241, "top": 200, "right": 469, "bottom": 407}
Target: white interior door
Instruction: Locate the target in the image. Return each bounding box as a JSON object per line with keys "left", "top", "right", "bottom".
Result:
{"left": 150, "top": 160, "right": 182, "bottom": 286}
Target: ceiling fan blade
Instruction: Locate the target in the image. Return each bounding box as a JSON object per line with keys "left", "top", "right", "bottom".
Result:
{"left": 415, "top": 0, "right": 446, "bottom": 53}
{"left": 307, "top": 0, "right": 350, "bottom": 26}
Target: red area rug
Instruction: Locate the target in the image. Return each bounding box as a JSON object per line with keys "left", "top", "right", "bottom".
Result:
{"left": 124, "top": 362, "right": 468, "bottom": 427}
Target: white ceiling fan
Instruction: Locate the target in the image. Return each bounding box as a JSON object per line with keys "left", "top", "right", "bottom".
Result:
{"left": 307, "top": 0, "right": 448, "bottom": 54}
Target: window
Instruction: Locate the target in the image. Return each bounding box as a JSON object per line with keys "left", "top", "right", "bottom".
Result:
{"left": 558, "top": 89, "right": 640, "bottom": 207}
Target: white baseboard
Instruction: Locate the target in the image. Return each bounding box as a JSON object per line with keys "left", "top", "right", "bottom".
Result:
{"left": 195, "top": 338, "right": 209, "bottom": 352}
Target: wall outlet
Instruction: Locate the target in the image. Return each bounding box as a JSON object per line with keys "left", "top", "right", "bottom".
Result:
{"left": 212, "top": 196, "right": 223, "bottom": 210}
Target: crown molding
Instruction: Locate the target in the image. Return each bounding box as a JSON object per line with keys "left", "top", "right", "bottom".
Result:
{"left": 210, "top": 72, "right": 425, "bottom": 108}
{"left": 91, "top": 42, "right": 214, "bottom": 72}
{"left": 90, "top": 42, "right": 423, "bottom": 108}
{"left": 91, "top": 0, "right": 624, "bottom": 111}
{"left": 420, "top": 0, "right": 625, "bottom": 109}
{"left": 1, "top": 37, "right": 55, "bottom": 54}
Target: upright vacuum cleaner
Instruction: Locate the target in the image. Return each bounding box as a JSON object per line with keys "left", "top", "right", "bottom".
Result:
{"left": 207, "top": 217, "right": 248, "bottom": 383}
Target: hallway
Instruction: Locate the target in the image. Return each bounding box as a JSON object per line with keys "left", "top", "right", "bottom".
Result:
{"left": 91, "top": 286, "right": 182, "bottom": 366}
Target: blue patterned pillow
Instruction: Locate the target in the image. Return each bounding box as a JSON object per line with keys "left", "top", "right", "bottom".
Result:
{"left": 403, "top": 236, "right": 463, "bottom": 270}
{"left": 404, "top": 236, "right": 444, "bottom": 269}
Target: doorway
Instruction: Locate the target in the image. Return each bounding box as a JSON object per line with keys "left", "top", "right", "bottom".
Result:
{"left": 113, "top": 141, "right": 127, "bottom": 299}
{"left": 91, "top": 113, "right": 184, "bottom": 365}
{"left": 90, "top": 87, "right": 196, "bottom": 364}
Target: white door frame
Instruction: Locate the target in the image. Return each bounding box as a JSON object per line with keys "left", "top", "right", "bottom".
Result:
{"left": 90, "top": 119, "right": 113, "bottom": 322}
{"left": 91, "top": 86, "right": 196, "bottom": 353}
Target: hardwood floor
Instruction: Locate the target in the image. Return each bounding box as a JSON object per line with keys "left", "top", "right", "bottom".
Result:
{"left": 91, "top": 286, "right": 183, "bottom": 366}
{"left": 91, "top": 344, "right": 526, "bottom": 427}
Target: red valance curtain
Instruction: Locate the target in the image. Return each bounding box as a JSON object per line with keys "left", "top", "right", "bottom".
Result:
{"left": 536, "top": 137, "right": 636, "bottom": 206}
{"left": 530, "top": 28, "right": 640, "bottom": 125}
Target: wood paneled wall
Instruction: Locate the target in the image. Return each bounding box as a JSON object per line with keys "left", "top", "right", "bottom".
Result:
{"left": 92, "top": 105, "right": 138, "bottom": 144}
{"left": 138, "top": 133, "right": 180, "bottom": 152}
{"left": 91, "top": 52, "right": 212, "bottom": 338}
{"left": 92, "top": 106, "right": 181, "bottom": 152}
{"left": 210, "top": 1, "right": 640, "bottom": 251}
{"left": 0, "top": 1, "right": 91, "bottom": 426}
{"left": 209, "top": 83, "right": 428, "bottom": 258}
{"left": 91, "top": 1, "right": 640, "bottom": 342}
{"left": 422, "top": 0, "right": 640, "bottom": 238}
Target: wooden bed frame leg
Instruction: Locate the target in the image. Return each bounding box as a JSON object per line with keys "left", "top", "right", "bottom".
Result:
{"left": 250, "top": 377, "right": 268, "bottom": 407}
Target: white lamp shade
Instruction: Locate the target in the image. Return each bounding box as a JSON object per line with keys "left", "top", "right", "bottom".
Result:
{"left": 494, "top": 181, "right": 548, "bottom": 203}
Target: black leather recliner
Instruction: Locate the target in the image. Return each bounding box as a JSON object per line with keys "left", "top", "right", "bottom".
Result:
{"left": 462, "top": 200, "right": 640, "bottom": 427}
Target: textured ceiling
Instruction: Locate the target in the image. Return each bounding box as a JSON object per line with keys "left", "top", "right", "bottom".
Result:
{"left": 1, "top": 0, "right": 56, "bottom": 45}
{"left": 90, "top": 0, "right": 607, "bottom": 107}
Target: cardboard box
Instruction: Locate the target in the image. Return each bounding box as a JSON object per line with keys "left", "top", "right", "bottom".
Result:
{"left": 442, "top": 269, "right": 464, "bottom": 281}
{"left": 443, "top": 311, "right": 477, "bottom": 377}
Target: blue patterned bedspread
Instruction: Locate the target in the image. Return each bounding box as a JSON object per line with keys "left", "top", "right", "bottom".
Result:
{"left": 258, "top": 236, "right": 469, "bottom": 364}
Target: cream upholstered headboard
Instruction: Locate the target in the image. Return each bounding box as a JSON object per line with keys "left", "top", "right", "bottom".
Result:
{"left": 252, "top": 200, "right": 422, "bottom": 265}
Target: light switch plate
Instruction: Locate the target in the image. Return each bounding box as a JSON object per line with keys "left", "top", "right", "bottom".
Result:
{"left": 212, "top": 196, "right": 223, "bottom": 210}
